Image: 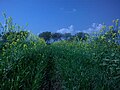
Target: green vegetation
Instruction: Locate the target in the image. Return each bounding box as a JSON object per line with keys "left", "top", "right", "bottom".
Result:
{"left": 0, "top": 14, "right": 120, "bottom": 90}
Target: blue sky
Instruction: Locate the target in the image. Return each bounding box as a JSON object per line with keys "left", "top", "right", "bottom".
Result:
{"left": 0, "top": 0, "right": 120, "bottom": 34}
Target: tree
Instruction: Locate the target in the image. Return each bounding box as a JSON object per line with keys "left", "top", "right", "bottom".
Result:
{"left": 0, "top": 34, "right": 2, "bottom": 38}
{"left": 75, "top": 32, "right": 89, "bottom": 41}
{"left": 52, "top": 33, "right": 62, "bottom": 42}
{"left": 63, "top": 33, "right": 72, "bottom": 40}
{"left": 39, "top": 31, "right": 52, "bottom": 44}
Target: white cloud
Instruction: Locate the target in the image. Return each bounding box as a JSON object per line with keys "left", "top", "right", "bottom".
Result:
{"left": 56, "top": 23, "right": 103, "bottom": 36}
{"left": 57, "top": 25, "right": 75, "bottom": 34}
{"left": 83, "top": 23, "right": 103, "bottom": 34}
{"left": 60, "top": 8, "right": 77, "bottom": 13}
{"left": 72, "top": 8, "right": 77, "bottom": 12}
{"left": 60, "top": 8, "right": 64, "bottom": 10}
{"left": 92, "top": 23, "right": 96, "bottom": 28}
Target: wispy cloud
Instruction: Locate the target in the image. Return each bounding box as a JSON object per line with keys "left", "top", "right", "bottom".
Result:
{"left": 57, "top": 25, "right": 75, "bottom": 34}
{"left": 56, "top": 23, "right": 103, "bottom": 36}
{"left": 83, "top": 23, "right": 103, "bottom": 34}
{"left": 60, "top": 8, "right": 77, "bottom": 13}
{"left": 72, "top": 8, "right": 77, "bottom": 12}
{"left": 60, "top": 8, "right": 64, "bottom": 10}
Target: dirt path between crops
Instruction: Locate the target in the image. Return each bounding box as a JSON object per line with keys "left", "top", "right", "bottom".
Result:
{"left": 40, "top": 54, "right": 62, "bottom": 90}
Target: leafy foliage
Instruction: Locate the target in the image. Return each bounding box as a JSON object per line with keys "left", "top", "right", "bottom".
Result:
{"left": 75, "top": 32, "right": 89, "bottom": 41}
{"left": 39, "top": 31, "right": 52, "bottom": 44}
{"left": 52, "top": 32, "right": 63, "bottom": 41}
{"left": 63, "top": 33, "right": 72, "bottom": 40}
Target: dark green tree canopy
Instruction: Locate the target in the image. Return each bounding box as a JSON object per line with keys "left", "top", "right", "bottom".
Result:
{"left": 39, "top": 31, "right": 52, "bottom": 43}
{"left": 63, "top": 33, "right": 72, "bottom": 40}
{"left": 75, "top": 32, "right": 89, "bottom": 41}
{"left": 52, "top": 32, "right": 63, "bottom": 41}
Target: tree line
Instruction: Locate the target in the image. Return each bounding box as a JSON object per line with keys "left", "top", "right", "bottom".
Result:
{"left": 38, "top": 32, "right": 89, "bottom": 44}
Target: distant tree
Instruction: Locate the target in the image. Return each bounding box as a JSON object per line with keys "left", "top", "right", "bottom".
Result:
{"left": 52, "top": 33, "right": 62, "bottom": 41}
{"left": 68, "top": 35, "right": 76, "bottom": 42}
{"left": 75, "top": 32, "right": 89, "bottom": 41}
{"left": 63, "top": 33, "right": 72, "bottom": 40}
{"left": 0, "top": 34, "right": 2, "bottom": 37}
{"left": 39, "top": 31, "right": 52, "bottom": 44}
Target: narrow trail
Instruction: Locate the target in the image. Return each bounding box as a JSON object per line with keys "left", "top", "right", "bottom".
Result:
{"left": 40, "top": 53, "right": 61, "bottom": 90}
